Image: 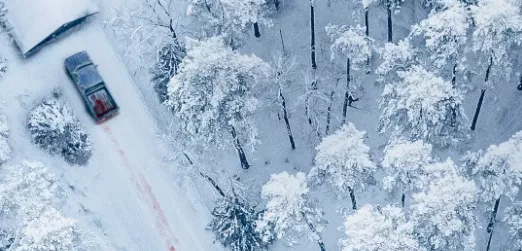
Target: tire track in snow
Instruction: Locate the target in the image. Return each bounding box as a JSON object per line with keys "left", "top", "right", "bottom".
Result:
{"left": 102, "top": 125, "right": 178, "bottom": 251}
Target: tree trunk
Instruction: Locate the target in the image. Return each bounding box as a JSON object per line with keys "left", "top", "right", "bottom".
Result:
{"left": 280, "top": 90, "right": 296, "bottom": 150}
{"left": 230, "top": 126, "right": 250, "bottom": 169}
{"left": 279, "top": 29, "right": 286, "bottom": 54}
{"left": 365, "top": 8, "right": 370, "bottom": 74}
{"left": 310, "top": 0, "right": 317, "bottom": 70}
{"left": 325, "top": 89, "right": 335, "bottom": 135}
{"left": 254, "top": 22, "right": 261, "bottom": 38}
{"left": 470, "top": 89, "right": 486, "bottom": 131}
{"left": 342, "top": 58, "right": 351, "bottom": 125}
{"left": 387, "top": 0, "right": 392, "bottom": 43}
{"left": 451, "top": 63, "right": 457, "bottom": 87}
{"left": 401, "top": 192, "right": 405, "bottom": 208}
{"left": 274, "top": 0, "right": 280, "bottom": 10}
{"left": 348, "top": 186, "right": 357, "bottom": 210}
{"left": 183, "top": 153, "right": 226, "bottom": 197}
{"left": 301, "top": 211, "right": 327, "bottom": 251}
{"left": 485, "top": 55, "right": 493, "bottom": 82}
{"left": 486, "top": 197, "right": 501, "bottom": 251}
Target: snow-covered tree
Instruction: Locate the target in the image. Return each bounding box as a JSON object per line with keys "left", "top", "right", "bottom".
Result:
{"left": 326, "top": 24, "right": 372, "bottom": 123}
{"left": 378, "top": 0, "right": 406, "bottom": 42}
{"left": 375, "top": 40, "right": 416, "bottom": 82}
{"left": 187, "top": 0, "right": 272, "bottom": 48}
{"left": 13, "top": 207, "right": 80, "bottom": 251}
{"left": 0, "top": 115, "right": 10, "bottom": 165}
{"left": 464, "top": 130, "right": 522, "bottom": 205}
{"left": 0, "top": 161, "right": 57, "bottom": 218}
{"left": 0, "top": 161, "right": 82, "bottom": 250}
{"left": 257, "top": 172, "right": 326, "bottom": 251}
{"left": 410, "top": 0, "right": 471, "bottom": 81}
{"left": 411, "top": 159, "right": 477, "bottom": 251}
{"left": 209, "top": 194, "right": 272, "bottom": 251}
{"left": 309, "top": 123, "right": 376, "bottom": 209}
{"left": 151, "top": 41, "right": 186, "bottom": 103}
{"left": 463, "top": 130, "right": 522, "bottom": 241}
{"left": 165, "top": 36, "right": 271, "bottom": 169}
{"left": 471, "top": 0, "right": 522, "bottom": 81}
{"left": 503, "top": 202, "right": 522, "bottom": 251}
{"left": 340, "top": 204, "right": 425, "bottom": 251}
{"left": 28, "top": 99, "right": 92, "bottom": 165}
{"left": 381, "top": 139, "right": 435, "bottom": 206}
{"left": 379, "top": 65, "right": 466, "bottom": 147}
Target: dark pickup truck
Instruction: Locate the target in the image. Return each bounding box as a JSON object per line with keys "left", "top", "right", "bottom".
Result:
{"left": 65, "top": 51, "right": 119, "bottom": 123}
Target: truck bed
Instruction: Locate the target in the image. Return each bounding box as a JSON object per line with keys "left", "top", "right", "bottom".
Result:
{"left": 86, "top": 85, "right": 119, "bottom": 122}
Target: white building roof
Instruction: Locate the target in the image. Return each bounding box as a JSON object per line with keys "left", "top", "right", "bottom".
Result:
{"left": 4, "top": 0, "right": 99, "bottom": 57}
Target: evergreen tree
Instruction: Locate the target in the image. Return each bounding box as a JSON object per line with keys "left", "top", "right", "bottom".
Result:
{"left": 209, "top": 195, "right": 272, "bottom": 251}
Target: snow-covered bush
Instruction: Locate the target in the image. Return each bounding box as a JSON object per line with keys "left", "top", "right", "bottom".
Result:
{"left": 410, "top": 0, "right": 470, "bottom": 71}
{"left": 379, "top": 65, "right": 466, "bottom": 147}
{"left": 165, "top": 36, "right": 271, "bottom": 150}
{"left": 257, "top": 172, "right": 326, "bottom": 249}
{"left": 411, "top": 159, "right": 477, "bottom": 251}
{"left": 340, "top": 205, "right": 425, "bottom": 251}
{"left": 309, "top": 123, "right": 376, "bottom": 209}
{"left": 503, "top": 202, "right": 522, "bottom": 251}
{"left": 27, "top": 99, "right": 91, "bottom": 165}
{"left": 13, "top": 207, "right": 80, "bottom": 251}
{"left": 381, "top": 139, "right": 435, "bottom": 205}
{"left": 471, "top": 0, "right": 522, "bottom": 78}
{"left": 0, "top": 115, "right": 11, "bottom": 165}
{"left": 463, "top": 130, "right": 522, "bottom": 204}
{"left": 209, "top": 195, "right": 271, "bottom": 251}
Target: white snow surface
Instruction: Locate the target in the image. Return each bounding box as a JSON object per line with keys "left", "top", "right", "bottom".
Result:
{"left": 4, "top": 0, "right": 99, "bottom": 56}
{"left": 0, "top": 2, "right": 220, "bottom": 250}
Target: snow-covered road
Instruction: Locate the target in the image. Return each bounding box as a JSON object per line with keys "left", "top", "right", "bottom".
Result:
{"left": 0, "top": 15, "right": 217, "bottom": 251}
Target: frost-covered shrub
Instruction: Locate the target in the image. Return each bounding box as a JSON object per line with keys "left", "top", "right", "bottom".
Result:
{"left": 0, "top": 115, "right": 11, "bottom": 165}
{"left": 379, "top": 65, "right": 467, "bottom": 147}
{"left": 28, "top": 99, "right": 91, "bottom": 165}
{"left": 0, "top": 228, "right": 14, "bottom": 250}
{"left": 340, "top": 205, "right": 425, "bottom": 251}
{"left": 463, "top": 130, "right": 522, "bottom": 204}
{"left": 209, "top": 195, "right": 271, "bottom": 251}
{"left": 411, "top": 159, "right": 477, "bottom": 251}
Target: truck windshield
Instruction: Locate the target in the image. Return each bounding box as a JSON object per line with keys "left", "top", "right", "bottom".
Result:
{"left": 77, "top": 65, "right": 103, "bottom": 87}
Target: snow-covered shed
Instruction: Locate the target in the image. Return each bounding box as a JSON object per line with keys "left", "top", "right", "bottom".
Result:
{"left": 4, "top": 0, "right": 99, "bottom": 57}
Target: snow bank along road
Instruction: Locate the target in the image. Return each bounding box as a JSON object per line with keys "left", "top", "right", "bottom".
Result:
{"left": 0, "top": 18, "right": 213, "bottom": 251}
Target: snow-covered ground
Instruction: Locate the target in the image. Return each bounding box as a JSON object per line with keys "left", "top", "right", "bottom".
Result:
{"left": 0, "top": 3, "right": 222, "bottom": 251}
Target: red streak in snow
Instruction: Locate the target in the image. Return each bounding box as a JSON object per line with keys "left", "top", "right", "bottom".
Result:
{"left": 102, "top": 125, "right": 178, "bottom": 251}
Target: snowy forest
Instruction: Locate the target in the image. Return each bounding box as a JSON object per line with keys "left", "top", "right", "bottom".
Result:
{"left": 1, "top": 0, "right": 522, "bottom": 250}
{"left": 103, "top": 0, "right": 522, "bottom": 250}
